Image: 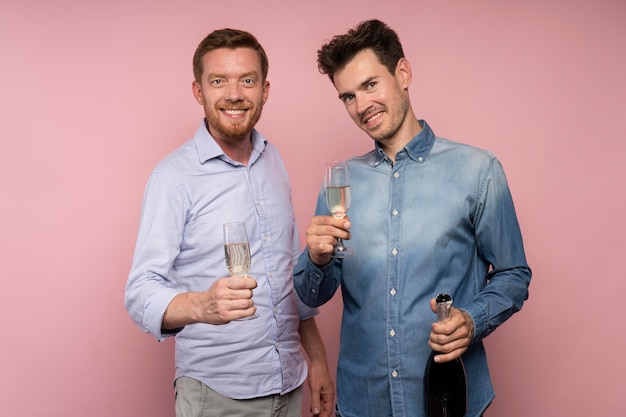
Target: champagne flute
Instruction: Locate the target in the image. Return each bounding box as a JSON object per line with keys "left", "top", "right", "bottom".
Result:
{"left": 324, "top": 160, "right": 353, "bottom": 257}
{"left": 223, "top": 222, "right": 258, "bottom": 320}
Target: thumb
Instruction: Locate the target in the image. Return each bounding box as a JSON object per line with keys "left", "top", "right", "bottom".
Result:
{"left": 429, "top": 298, "right": 437, "bottom": 313}
{"left": 310, "top": 387, "right": 321, "bottom": 415}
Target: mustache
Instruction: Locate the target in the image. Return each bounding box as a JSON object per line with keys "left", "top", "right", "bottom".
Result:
{"left": 360, "top": 108, "right": 382, "bottom": 123}
{"left": 218, "top": 100, "right": 252, "bottom": 111}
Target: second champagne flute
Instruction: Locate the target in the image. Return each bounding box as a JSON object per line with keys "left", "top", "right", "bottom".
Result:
{"left": 223, "top": 222, "right": 258, "bottom": 320}
{"left": 325, "top": 160, "right": 354, "bottom": 257}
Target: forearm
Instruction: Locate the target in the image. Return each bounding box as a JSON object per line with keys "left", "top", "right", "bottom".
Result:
{"left": 299, "top": 317, "right": 335, "bottom": 417}
{"left": 161, "top": 292, "right": 201, "bottom": 331}
{"left": 299, "top": 318, "right": 329, "bottom": 364}
{"left": 463, "top": 265, "right": 532, "bottom": 341}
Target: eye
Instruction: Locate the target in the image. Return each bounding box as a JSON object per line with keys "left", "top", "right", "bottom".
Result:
{"left": 367, "top": 81, "right": 377, "bottom": 89}
{"left": 211, "top": 79, "right": 223, "bottom": 86}
{"left": 243, "top": 78, "right": 255, "bottom": 86}
{"left": 342, "top": 94, "right": 355, "bottom": 104}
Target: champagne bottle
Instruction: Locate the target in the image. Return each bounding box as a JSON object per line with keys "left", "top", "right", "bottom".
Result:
{"left": 424, "top": 294, "right": 467, "bottom": 417}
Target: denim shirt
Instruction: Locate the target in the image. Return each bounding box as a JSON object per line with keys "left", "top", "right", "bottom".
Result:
{"left": 294, "top": 121, "right": 531, "bottom": 417}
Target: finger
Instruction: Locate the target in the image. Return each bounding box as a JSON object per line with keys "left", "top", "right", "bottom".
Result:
{"left": 316, "top": 223, "right": 345, "bottom": 239}
{"left": 235, "top": 304, "right": 257, "bottom": 319}
{"left": 317, "top": 226, "right": 350, "bottom": 242}
{"left": 430, "top": 331, "right": 470, "bottom": 354}
{"left": 311, "top": 215, "right": 334, "bottom": 226}
{"left": 321, "top": 392, "right": 334, "bottom": 417}
{"left": 330, "top": 216, "right": 351, "bottom": 233}
{"left": 222, "top": 300, "right": 256, "bottom": 320}
{"left": 226, "top": 276, "right": 258, "bottom": 290}
{"left": 230, "top": 296, "right": 255, "bottom": 309}
{"left": 310, "top": 215, "right": 350, "bottom": 233}
{"left": 431, "top": 350, "right": 461, "bottom": 363}
{"left": 430, "top": 325, "right": 468, "bottom": 346}
{"left": 311, "top": 388, "right": 321, "bottom": 416}
{"left": 429, "top": 335, "right": 468, "bottom": 358}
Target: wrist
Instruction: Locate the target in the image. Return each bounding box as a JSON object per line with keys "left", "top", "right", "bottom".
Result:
{"left": 163, "top": 292, "right": 200, "bottom": 329}
{"left": 460, "top": 310, "right": 475, "bottom": 342}
{"left": 309, "top": 251, "right": 332, "bottom": 267}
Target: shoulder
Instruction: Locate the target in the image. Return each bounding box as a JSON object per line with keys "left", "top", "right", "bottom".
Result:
{"left": 432, "top": 137, "right": 501, "bottom": 172}
{"left": 153, "top": 138, "right": 198, "bottom": 174}
{"left": 429, "top": 138, "right": 509, "bottom": 191}
{"left": 434, "top": 137, "right": 495, "bottom": 161}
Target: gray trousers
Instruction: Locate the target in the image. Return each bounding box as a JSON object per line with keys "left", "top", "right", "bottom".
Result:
{"left": 174, "top": 376, "right": 303, "bottom": 417}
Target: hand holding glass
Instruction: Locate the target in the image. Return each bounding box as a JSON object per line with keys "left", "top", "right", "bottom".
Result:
{"left": 325, "top": 160, "right": 353, "bottom": 257}
{"left": 223, "top": 222, "right": 258, "bottom": 319}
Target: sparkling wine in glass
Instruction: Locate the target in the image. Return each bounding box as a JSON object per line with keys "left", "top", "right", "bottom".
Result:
{"left": 223, "top": 222, "right": 257, "bottom": 319}
{"left": 324, "top": 160, "right": 353, "bottom": 257}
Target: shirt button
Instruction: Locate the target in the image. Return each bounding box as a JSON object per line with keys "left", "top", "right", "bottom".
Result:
{"left": 394, "top": 172, "right": 400, "bottom": 178}
{"left": 418, "top": 157, "right": 424, "bottom": 162}
{"left": 392, "top": 209, "right": 398, "bottom": 216}
{"left": 391, "top": 248, "right": 398, "bottom": 256}
{"left": 389, "top": 329, "right": 396, "bottom": 337}
{"left": 390, "top": 288, "right": 396, "bottom": 296}
{"left": 392, "top": 370, "right": 398, "bottom": 378}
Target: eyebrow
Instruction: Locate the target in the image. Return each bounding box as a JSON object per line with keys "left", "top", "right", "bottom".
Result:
{"left": 208, "top": 70, "right": 259, "bottom": 80}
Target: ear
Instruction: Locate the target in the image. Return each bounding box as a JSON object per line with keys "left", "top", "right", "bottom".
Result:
{"left": 395, "top": 57, "right": 412, "bottom": 90}
{"left": 261, "top": 79, "right": 270, "bottom": 105}
{"left": 192, "top": 80, "right": 205, "bottom": 105}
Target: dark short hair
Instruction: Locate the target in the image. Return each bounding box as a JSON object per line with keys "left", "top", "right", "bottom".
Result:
{"left": 193, "top": 28, "right": 269, "bottom": 83}
{"left": 317, "top": 19, "right": 405, "bottom": 82}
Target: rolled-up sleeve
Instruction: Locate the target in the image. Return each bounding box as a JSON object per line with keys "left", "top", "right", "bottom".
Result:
{"left": 125, "top": 172, "right": 186, "bottom": 341}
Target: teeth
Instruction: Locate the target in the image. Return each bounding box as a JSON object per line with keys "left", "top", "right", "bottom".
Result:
{"left": 224, "top": 109, "right": 246, "bottom": 115}
{"left": 365, "top": 112, "right": 382, "bottom": 123}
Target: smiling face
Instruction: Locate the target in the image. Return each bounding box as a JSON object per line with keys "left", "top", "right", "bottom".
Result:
{"left": 333, "top": 49, "right": 414, "bottom": 151}
{"left": 192, "top": 47, "right": 269, "bottom": 145}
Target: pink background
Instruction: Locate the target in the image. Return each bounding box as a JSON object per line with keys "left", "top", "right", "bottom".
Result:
{"left": 2, "top": 1, "right": 625, "bottom": 416}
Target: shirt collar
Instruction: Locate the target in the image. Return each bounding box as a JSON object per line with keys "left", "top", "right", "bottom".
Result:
{"left": 193, "top": 119, "right": 267, "bottom": 165}
{"left": 371, "top": 119, "right": 436, "bottom": 166}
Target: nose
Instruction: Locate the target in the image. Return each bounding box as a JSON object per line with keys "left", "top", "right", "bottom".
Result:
{"left": 355, "top": 93, "right": 372, "bottom": 115}
{"left": 224, "top": 82, "right": 244, "bottom": 102}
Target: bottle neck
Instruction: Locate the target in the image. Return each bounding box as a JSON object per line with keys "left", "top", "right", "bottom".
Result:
{"left": 436, "top": 296, "right": 453, "bottom": 324}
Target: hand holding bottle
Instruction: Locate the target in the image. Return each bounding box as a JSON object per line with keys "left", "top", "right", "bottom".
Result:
{"left": 424, "top": 294, "right": 469, "bottom": 417}
{"left": 428, "top": 297, "right": 474, "bottom": 363}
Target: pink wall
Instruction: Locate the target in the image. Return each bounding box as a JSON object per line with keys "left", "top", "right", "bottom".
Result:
{"left": 2, "top": 1, "right": 625, "bottom": 416}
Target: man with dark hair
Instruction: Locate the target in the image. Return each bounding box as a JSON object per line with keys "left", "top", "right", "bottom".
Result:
{"left": 295, "top": 19, "right": 531, "bottom": 417}
{"left": 126, "top": 28, "right": 335, "bottom": 417}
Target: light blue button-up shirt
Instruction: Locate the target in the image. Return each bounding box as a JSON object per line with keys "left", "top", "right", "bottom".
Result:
{"left": 294, "top": 120, "right": 531, "bottom": 417}
{"left": 126, "top": 121, "right": 318, "bottom": 399}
